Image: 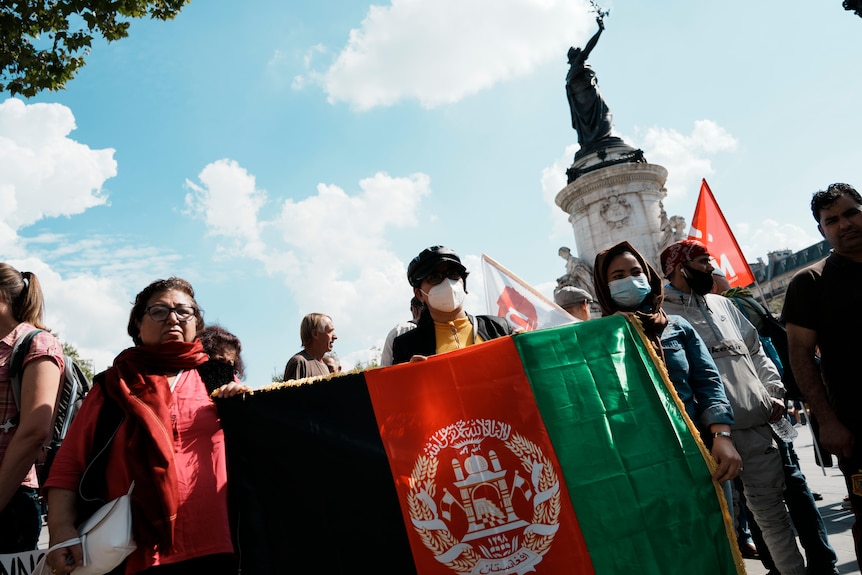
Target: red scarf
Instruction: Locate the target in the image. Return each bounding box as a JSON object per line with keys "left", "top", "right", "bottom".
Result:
{"left": 101, "top": 340, "right": 208, "bottom": 551}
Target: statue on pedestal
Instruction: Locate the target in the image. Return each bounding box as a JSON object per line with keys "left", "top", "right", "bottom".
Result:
{"left": 656, "top": 202, "right": 688, "bottom": 256}
{"left": 566, "top": 17, "right": 612, "bottom": 152}
{"left": 845, "top": 0, "right": 862, "bottom": 18}
{"left": 556, "top": 246, "right": 595, "bottom": 297}
{"left": 564, "top": 12, "right": 645, "bottom": 183}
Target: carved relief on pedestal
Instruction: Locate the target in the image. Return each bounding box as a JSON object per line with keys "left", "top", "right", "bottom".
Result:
{"left": 599, "top": 195, "right": 631, "bottom": 229}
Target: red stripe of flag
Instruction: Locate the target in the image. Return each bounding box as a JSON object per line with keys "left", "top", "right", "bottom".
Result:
{"left": 365, "top": 337, "right": 596, "bottom": 575}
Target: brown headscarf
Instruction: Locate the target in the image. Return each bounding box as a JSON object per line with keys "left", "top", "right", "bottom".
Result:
{"left": 593, "top": 241, "right": 668, "bottom": 359}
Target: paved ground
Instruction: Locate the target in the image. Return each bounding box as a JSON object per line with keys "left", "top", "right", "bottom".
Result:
{"left": 742, "top": 422, "right": 858, "bottom": 575}
{"left": 38, "top": 421, "right": 858, "bottom": 573}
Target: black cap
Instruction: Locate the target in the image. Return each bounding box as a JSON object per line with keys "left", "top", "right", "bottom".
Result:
{"left": 407, "top": 246, "right": 467, "bottom": 287}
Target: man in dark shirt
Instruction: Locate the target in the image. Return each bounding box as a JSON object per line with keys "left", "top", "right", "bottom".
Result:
{"left": 781, "top": 182, "right": 862, "bottom": 571}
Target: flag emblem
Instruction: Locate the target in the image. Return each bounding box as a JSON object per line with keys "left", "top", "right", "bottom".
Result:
{"left": 408, "top": 418, "right": 562, "bottom": 575}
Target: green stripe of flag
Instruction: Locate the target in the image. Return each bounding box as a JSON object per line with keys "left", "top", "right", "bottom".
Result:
{"left": 514, "top": 315, "right": 742, "bottom": 575}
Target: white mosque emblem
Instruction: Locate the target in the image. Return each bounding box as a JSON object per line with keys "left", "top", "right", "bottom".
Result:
{"left": 407, "top": 419, "right": 562, "bottom": 575}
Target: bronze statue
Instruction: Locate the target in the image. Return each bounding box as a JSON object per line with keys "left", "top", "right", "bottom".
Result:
{"left": 566, "top": 17, "right": 613, "bottom": 154}
{"left": 563, "top": 13, "right": 645, "bottom": 183}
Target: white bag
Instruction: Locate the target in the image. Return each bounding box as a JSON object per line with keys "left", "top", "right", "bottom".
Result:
{"left": 35, "top": 483, "right": 136, "bottom": 575}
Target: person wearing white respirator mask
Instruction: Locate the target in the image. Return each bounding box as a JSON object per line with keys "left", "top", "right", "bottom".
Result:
{"left": 391, "top": 246, "right": 518, "bottom": 364}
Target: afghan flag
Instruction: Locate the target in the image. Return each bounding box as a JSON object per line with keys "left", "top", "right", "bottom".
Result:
{"left": 217, "top": 315, "right": 742, "bottom": 575}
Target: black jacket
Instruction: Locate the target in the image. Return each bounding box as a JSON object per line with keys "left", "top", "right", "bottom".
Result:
{"left": 391, "top": 311, "right": 516, "bottom": 365}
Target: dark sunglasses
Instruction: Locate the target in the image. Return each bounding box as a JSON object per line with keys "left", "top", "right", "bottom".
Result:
{"left": 422, "top": 269, "right": 463, "bottom": 286}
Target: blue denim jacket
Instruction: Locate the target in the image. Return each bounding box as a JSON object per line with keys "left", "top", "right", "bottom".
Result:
{"left": 661, "top": 314, "right": 734, "bottom": 430}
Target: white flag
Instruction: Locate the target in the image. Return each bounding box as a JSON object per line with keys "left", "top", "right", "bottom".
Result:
{"left": 481, "top": 254, "right": 577, "bottom": 331}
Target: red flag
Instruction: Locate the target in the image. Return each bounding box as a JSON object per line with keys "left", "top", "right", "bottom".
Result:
{"left": 688, "top": 179, "right": 755, "bottom": 287}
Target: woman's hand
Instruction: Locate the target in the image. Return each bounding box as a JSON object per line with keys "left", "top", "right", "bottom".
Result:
{"left": 214, "top": 382, "right": 251, "bottom": 398}
{"left": 46, "top": 488, "right": 84, "bottom": 573}
{"left": 46, "top": 529, "right": 83, "bottom": 574}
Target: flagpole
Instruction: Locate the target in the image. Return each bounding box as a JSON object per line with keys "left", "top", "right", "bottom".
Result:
{"left": 751, "top": 278, "right": 773, "bottom": 313}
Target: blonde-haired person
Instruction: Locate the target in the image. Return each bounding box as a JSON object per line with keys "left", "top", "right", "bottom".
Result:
{"left": 0, "top": 263, "right": 65, "bottom": 552}
{"left": 282, "top": 313, "right": 337, "bottom": 381}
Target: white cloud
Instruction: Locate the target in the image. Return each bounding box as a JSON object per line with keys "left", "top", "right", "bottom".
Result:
{"left": 6, "top": 257, "right": 131, "bottom": 373}
{"left": 540, "top": 143, "right": 578, "bottom": 244}
{"left": 0, "top": 99, "right": 129, "bottom": 370}
{"left": 186, "top": 160, "right": 433, "bottom": 354}
{"left": 309, "top": 0, "right": 594, "bottom": 110}
{"left": 630, "top": 119, "right": 738, "bottom": 204}
{"left": 0, "top": 98, "right": 116, "bottom": 232}
{"left": 735, "top": 219, "right": 821, "bottom": 264}
{"left": 272, "top": 172, "right": 432, "bottom": 343}
{"left": 184, "top": 159, "right": 268, "bottom": 259}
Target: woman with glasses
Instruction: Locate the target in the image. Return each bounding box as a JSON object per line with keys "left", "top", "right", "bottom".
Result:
{"left": 0, "top": 263, "right": 64, "bottom": 553}
{"left": 43, "top": 277, "right": 250, "bottom": 575}
{"left": 391, "top": 245, "right": 517, "bottom": 364}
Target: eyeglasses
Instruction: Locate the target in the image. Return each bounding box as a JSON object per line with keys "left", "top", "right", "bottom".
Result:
{"left": 422, "top": 269, "right": 463, "bottom": 286}
{"left": 144, "top": 304, "right": 197, "bottom": 323}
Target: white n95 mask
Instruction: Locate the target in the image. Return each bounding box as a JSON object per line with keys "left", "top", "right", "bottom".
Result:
{"left": 424, "top": 278, "right": 466, "bottom": 313}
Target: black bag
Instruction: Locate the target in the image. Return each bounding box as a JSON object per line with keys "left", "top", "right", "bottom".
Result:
{"left": 9, "top": 329, "right": 92, "bottom": 486}
{"left": 728, "top": 296, "right": 803, "bottom": 401}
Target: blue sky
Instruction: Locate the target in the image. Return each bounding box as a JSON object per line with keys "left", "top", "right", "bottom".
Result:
{"left": 2, "top": 0, "right": 860, "bottom": 385}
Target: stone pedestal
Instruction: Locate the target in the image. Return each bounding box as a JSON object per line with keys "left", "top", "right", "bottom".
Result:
{"left": 555, "top": 161, "right": 670, "bottom": 274}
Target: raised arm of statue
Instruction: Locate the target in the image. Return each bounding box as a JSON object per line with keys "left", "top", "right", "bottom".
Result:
{"left": 566, "top": 18, "right": 603, "bottom": 73}
{"left": 580, "top": 17, "right": 604, "bottom": 62}
{"left": 565, "top": 16, "right": 613, "bottom": 148}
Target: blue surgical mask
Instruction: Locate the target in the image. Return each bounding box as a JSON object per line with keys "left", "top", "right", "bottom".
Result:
{"left": 608, "top": 275, "right": 652, "bottom": 309}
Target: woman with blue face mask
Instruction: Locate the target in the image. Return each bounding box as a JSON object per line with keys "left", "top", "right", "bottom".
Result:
{"left": 593, "top": 241, "right": 743, "bottom": 486}
{"left": 593, "top": 241, "right": 668, "bottom": 358}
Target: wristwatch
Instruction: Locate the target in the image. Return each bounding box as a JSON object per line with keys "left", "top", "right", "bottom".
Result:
{"left": 713, "top": 431, "right": 732, "bottom": 439}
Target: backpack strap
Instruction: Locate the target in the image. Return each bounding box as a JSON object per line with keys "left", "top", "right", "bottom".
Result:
{"left": 728, "top": 295, "right": 776, "bottom": 333}
{"left": 728, "top": 295, "right": 749, "bottom": 318}
{"left": 8, "top": 328, "right": 44, "bottom": 411}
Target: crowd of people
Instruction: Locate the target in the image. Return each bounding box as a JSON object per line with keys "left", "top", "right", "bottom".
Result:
{"left": 1, "top": 183, "right": 860, "bottom": 574}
